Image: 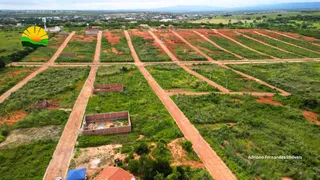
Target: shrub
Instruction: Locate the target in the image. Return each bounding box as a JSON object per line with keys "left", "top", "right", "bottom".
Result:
{"left": 134, "top": 142, "right": 150, "bottom": 155}
{"left": 181, "top": 140, "right": 193, "bottom": 152}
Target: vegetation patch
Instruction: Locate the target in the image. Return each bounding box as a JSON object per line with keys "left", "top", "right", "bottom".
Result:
{"left": 146, "top": 64, "right": 218, "bottom": 92}
{"left": 0, "top": 66, "right": 36, "bottom": 96}
{"left": 192, "top": 64, "right": 276, "bottom": 92}
{"left": 231, "top": 62, "right": 320, "bottom": 113}
{"left": 172, "top": 94, "right": 320, "bottom": 180}
{"left": 100, "top": 30, "right": 133, "bottom": 62}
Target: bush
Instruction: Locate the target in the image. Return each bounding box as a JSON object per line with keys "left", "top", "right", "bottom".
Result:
{"left": 134, "top": 142, "right": 150, "bottom": 155}
{"left": 181, "top": 140, "right": 193, "bottom": 152}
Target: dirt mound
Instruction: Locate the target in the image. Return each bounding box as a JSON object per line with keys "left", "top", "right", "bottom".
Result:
{"left": 0, "top": 125, "right": 61, "bottom": 148}
{"left": 167, "top": 138, "right": 205, "bottom": 168}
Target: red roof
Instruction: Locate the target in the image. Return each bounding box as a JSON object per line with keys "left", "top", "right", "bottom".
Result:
{"left": 94, "top": 167, "right": 135, "bottom": 180}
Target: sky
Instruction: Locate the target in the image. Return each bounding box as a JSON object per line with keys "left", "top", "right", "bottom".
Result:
{"left": 1, "top": 0, "right": 319, "bottom": 10}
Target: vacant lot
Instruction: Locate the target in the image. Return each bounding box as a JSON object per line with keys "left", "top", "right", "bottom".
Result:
{"left": 77, "top": 65, "right": 211, "bottom": 179}
{"left": 100, "top": 30, "right": 133, "bottom": 62}
{"left": 56, "top": 34, "right": 96, "bottom": 62}
{"left": 196, "top": 29, "right": 270, "bottom": 59}
{"left": 0, "top": 66, "right": 37, "bottom": 96}
{"left": 21, "top": 34, "right": 67, "bottom": 62}
{"left": 242, "top": 31, "right": 320, "bottom": 58}
{"left": 146, "top": 64, "right": 217, "bottom": 92}
{"left": 0, "top": 31, "right": 24, "bottom": 57}
{"left": 191, "top": 64, "right": 276, "bottom": 92}
{"left": 130, "top": 29, "right": 170, "bottom": 62}
{"left": 173, "top": 94, "right": 320, "bottom": 180}
{"left": 0, "top": 67, "right": 89, "bottom": 179}
{"left": 176, "top": 30, "right": 240, "bottom": 60}
{"left": 154, "top": 31, "right": 206, "bottom": 61}
{"left": 231, "top": 62, "right": 320, "bottom": 113}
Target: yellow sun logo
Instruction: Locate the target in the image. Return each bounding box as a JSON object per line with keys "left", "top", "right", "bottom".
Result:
{"left": 21, "top": 26, "right": 49, "bottom": 47}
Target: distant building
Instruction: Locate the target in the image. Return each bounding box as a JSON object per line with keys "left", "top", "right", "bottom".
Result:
{"left": 85, "top": 28, "right": 99, "bottom": 35}
{"left": 46, "top": 26, "right": 62, "bottom": 33}
{"left": 139, "top": 24, "right": 149, "bottom": 29}
{"left": 91, "top": 26, "right": 100, "bottom": 29}
{"left": 168, "top": 24, "right": 174, "bottom": 28}
{"left": 94, "top": 167, "right": 135, "bottom": 180}
{"left": 159, "top": 24, "right": 166, "bottom": 29}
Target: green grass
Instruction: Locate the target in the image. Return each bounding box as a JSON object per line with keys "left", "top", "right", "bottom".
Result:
{"left": 172, "top": 94, "right": 320, "bottom": 180}
{"left": 209, "top": 36, "right": 270, "bottom": 59}
{"left": 277, "top": 35, "right": 320, "bottom": 52}
{"left": 146, "top": 64, "right": 217, "bottom": 92}
{"left": 230, "top": 62, "right": 320, "bottom": 113}
{"left": 56, "top": 35, "right": 96, "bottom": 62}
{"left": 100, "top": 31, "right": 133, "bottom": 62}
{"left": 192, "top": 64, "right": 276, "bottom": 92}
{"left": 0, "top": 31, "right": 24, "bottom": 57}
{"left": 0, "top": 67, "right": 89, "bottom": 116}
{"left": 174, "top": 46, "right": 206, "bottom": 61}
{"left": 0, "top": 139, "right": 58, "bottom": 180}
{"left": 235, "top": 35, "right": 300, "bottom": 59}
{"left": 243, "top": 33, "right": 320, "bottom": 58}
{"left": 77, "top": 65, "right": 183, "bottom": 148}
{"left": 131, "top": 36, "right": 171, "bottom": 62}
{"left": 0, "top": 67, "right": 36, "bottom": 96}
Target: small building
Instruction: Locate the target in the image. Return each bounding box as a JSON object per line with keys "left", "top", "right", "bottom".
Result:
{"left": 46, "top": 26, "right": 62, "bottom": 33}
{"left": 67, "top": 168, "right": 87, "bottom": 180}
{"left": 85, "top": 28, "right": 99, "bottom": 35}
{"left": 81, "top": 111, "right": 131, "bottom": 136}
{"left": 139, "top": 24, "right": 149, "bottom": 29}
{"left": 159, "top": 24, "right": 166, "bottom": 29}
{"left": 168, "top": 24, "right": 174, "bottom": 28}
{"left": 94, "top": 167, "right": 135, "bottom": 180}
{"left": 121, "top": 25, "right": 126, "bottom": 29}
{"left": 94, "top": 84, "right": 124, "bottom": 93}
{"left": 91, "top": 26, "right": 100, "bottom": 29}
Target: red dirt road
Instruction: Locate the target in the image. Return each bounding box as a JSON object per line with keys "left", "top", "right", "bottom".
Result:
{"left": 43, "top": 66, "right": 98, "bottom": 180}
{"left": 126, "top": 30, "right": 237, "bottom": 180}
{"left": 93, "top": 31, "right": 102, "bottom": 64}
{"left": 213, "top": 29, "right": 277, "bottom": 59}
{"left": 0, "top": 31, "right": 76, "bottom": 104}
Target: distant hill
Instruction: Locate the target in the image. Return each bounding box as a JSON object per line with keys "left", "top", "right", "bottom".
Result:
{"left": 145, "top": 2, "right": 320, "bottom": 13}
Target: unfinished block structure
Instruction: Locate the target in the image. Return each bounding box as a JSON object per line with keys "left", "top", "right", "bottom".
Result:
{"left": 94, "top": 84, "right": 124, "bottom": 93}
{"left": 81, "top": 111, "right": 131, "bottom": 135}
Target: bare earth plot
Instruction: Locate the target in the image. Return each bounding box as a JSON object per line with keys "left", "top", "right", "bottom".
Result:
{"left": 217, "top": 29, "right": 298, "bottom": 59}
{"left": 195, "top": 29, "right": 270, "bottom": 60}
{"left": 100, "top": 30, "right": 133, "bottom": 62}
{"left": 129, "top": 29, "right": 171, "bottom": 62}
{"left": 21, "top": 34, "right": 67, "bottom": 62}
{"left": 153, "top": 30, "right": 206, "bottom": 61}
{"left": 56, "top": 33, "right": 96, "bottom": 62}
{"left": 175, "top": 30, "right": 240, "bottom": 60}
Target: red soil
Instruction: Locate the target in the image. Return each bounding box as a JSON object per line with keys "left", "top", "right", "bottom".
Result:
{"left": 73, "top": 34, "right": 95, "bottom": 42}
{"left": 302, "top": 110, "right": 320, "bottom": 125}
{"left": 103, "top": 31, "right": 120, "bottom": 44}
{"left": 0, "top": 110, "right": 28, "bottom": 124}
{"left": 256, "top": 96, "right": 283, "bottom": 106}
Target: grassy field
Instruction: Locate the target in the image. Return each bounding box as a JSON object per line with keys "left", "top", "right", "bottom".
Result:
{"left": 243, "top": 32, "right": 320, "bottom": 58}
{"left": 275, "top": 34, "right": 320, "bottom": 52}
{"left": 146, "top": 64, "right": 217, "bottom": 92}
{"left": 192, "top": 64, "right": 276, "bottom": 92}
{"left": 0, "top": 31, "right": 24, "bottom": 57}
{"left": 154, "top": 31, "right": 206, "bottom": 61}
{"left": 21, "top": 35, "right": 66, "bottom": 62}
{"left": 0, "top": 67, "right": 89, "bottom": 179}
{"left": 131, "top": 36, "right": 171, "bottom": 62}
{"left": 0, "top": 66, "right": 36, "bottom": 96}
{"left": 209, "top": 36, "right": 270, "bottom": 59}
{"left": 56, "top": 34, "right": 96, "bottom": 62}
{"left": 172, "top": 94, "right": 319, "bottom": 180}
{"left": 230, "top": 62, "right": 320, "bottom": 113}
{"left": 100, "top": 30, "right": 133, "bottom": 62}
{"left": 177, "top": 30, "right": 240, "bottom": 60}
{"left": 76, "top": 65, "right": 212, "bottom": 179}
{"left": 235, "top": 35, "right": 299, "bottom": 59}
